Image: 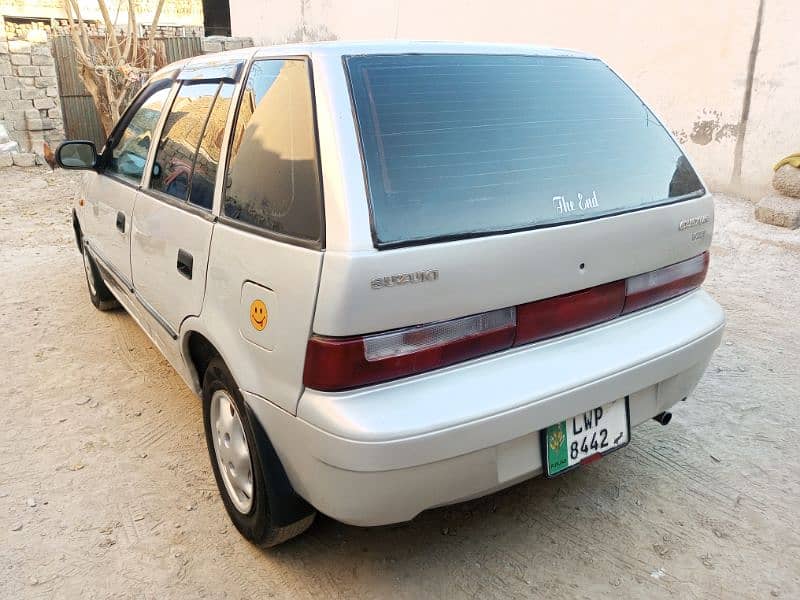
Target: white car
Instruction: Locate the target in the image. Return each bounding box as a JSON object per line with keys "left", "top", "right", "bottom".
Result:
{"left": 58, "top": 42, "right": 725, "bottom": 547}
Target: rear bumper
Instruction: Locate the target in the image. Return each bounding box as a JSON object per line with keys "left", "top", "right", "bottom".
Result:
{"left": 245, "top": 290, "right": 725, "bottom": 526}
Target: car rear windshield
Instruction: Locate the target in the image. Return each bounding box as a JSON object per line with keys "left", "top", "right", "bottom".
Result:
{"left": 345, "top": 54, "right": 704, "bottom": 247}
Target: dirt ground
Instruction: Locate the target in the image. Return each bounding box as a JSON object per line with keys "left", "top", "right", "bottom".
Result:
{"left": 1, "top": 167, "right": 798, "bottom": 599}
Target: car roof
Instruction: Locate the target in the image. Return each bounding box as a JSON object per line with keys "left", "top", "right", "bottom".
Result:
{"left": 149, "top": 41, "right": 597, "bottom": 84}
{"left": 263, "top": 40, "right": 591, "bottom": 58}
{"left": 175, "top": 40, "right": 593, "bottom": 69}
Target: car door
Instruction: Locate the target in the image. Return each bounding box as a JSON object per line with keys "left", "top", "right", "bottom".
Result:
{"left": 81, "top": 79, "right": 173, "bottom": 289}
{"left": 130, "top": 77, "right": 238, "bottom": 340}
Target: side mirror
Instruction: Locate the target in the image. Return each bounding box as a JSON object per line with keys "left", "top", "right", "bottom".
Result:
{"left": 55, "top": 140, "right": 98, "bottom": 170}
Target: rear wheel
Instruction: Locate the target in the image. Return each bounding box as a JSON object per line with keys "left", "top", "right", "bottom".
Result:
{"left": 202, "top": 357, "right": 315, "bottom": 547}
{"left": 82, "top": 243, "right": 118, "bottom": 311}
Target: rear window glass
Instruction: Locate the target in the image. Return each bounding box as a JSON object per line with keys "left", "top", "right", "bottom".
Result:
{"left": 345, "top": 54, "right": 704, "bottom": 247}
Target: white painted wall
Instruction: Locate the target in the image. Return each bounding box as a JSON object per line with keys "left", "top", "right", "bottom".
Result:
{"left": 230, "top": 0, "right": 798, "bottom": 199}
{"left": 0, "top": 0, "right": 203, "bottom": 26}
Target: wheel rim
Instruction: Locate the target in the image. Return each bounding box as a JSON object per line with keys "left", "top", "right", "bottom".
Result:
{"left": 210, "top": 390, "right": 254, "bottom": 514}
{"left": 82, "top": 246, "right": 97, "bottom": 296}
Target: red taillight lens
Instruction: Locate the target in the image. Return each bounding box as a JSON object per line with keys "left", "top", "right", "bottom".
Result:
{"left": 303, "top": 308, "right": 516, "bottom": 391}
{"left": 303, "top": 253, "right": 709, "bottom": 391}
{"left": 623, "top": 252, "right": 709, "bottom": 314}
{"left": 514, "top": 280, "right": 625, "bottom": 346}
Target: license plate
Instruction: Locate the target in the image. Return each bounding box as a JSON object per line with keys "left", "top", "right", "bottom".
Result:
{"left": 542, "top": 397, "right": 630, "bottom": 477}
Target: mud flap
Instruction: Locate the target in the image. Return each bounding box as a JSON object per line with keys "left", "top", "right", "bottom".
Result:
{"left": 245, "top": 403, "right": 315, "bottom": 527}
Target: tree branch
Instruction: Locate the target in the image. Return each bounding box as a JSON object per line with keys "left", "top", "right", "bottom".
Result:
{"left": 95, "top": 0, "right": 122, "bottom": 64}
{"left": 146, "top": 0, "right": 167, "bottom": 71}
{"left": 61, "top": 0, "right": 171, "bottom": 137}
{"left": 129, "top": 0, "right": 139, "bottom": 65}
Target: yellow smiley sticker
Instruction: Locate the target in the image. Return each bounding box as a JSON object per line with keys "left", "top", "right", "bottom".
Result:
{"left": 249, "top": 299, "right": 268, "bottom": 331}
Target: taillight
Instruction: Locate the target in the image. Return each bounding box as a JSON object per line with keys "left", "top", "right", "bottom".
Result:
{"left": 303, "top": 308, "right": 516, "bottom": 391}
{"left": 623, "top": 252, "right": 709, "bottom": 314}
{"left": 514, "top": 280, "right": 625, "bottom": 346}
{"left": 304, "top": 252, "right": 709, "bottom": 391}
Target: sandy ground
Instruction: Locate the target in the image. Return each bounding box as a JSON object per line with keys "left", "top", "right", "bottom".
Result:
{"left": 1, "top": 167, "right": 798, "bottom": 599}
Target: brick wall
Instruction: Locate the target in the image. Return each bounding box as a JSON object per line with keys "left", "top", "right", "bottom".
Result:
{"left": 0, "top": 36, "right": 64, "bottom": 166}
{"left": 201, "top": 36, "right": 253, "bottom": 54}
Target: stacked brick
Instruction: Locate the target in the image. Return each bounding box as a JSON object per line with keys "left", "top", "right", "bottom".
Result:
{"left": 755, "top": 160, "right": 800, "bottom": 229}
{"left": 4, "top": 19, "right": 54, "bottom": 41}
{"left": 201, "top": 36, "right": 254, "bottom": 54}
{"left": 3, "top": 19, "right": 204, "bottom": 41}
{"left": 0, "top": 37, "right": 64, "bottom": 167}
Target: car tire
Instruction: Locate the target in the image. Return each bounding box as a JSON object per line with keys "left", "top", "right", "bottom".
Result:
{"left": 82, "top": 242, "right": 119, "bottom": 311}
{"left": 202, "top": 357, "right": 315, "bottom": 547}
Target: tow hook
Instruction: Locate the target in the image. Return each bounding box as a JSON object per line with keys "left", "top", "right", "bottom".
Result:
{"left": 653, "top": 411, "right": 672, "bottom": 426}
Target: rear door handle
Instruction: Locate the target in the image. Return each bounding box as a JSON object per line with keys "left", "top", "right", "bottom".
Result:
{"left": 115, "top": 211, "right": 125, "bottom": 233}
{"left": 177, "top": 249, "right": 193, "bottom": 280}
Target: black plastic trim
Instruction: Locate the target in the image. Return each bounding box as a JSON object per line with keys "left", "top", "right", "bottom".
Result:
{"left": 71, "top": 208, "right": 82, "bottom": 252}
{"left": 216, "top": 214, "right": 320, "bottom": 250}
{"left": 177, "top": 60, "right": 243, "bottom": 83}
{"left": 134, "top": 291, "right": 178, "bottom": 340}
{"left": 84, "top": 240, "right": 133, "bottom": 292}
{"left": 140, "top": 187, "right": 217, "bottom": 222}
{"left": 244, "top": 403, "right": 315, "bottom": 527}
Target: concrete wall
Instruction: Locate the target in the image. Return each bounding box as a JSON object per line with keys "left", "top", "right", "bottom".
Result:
{"left": 230, "top": 0, "right": 798, "bottom": 199}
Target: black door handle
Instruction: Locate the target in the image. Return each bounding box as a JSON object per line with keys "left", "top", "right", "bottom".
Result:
{"left": 177, "top": 249, "right": 193, "bottom": 280}
{"left": 116, "top": 211, "right": 125, "bottom": 233}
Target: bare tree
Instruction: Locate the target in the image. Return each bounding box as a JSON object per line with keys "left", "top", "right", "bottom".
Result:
{"left": 62, "top": 0, "right": 167, "bottom": 135}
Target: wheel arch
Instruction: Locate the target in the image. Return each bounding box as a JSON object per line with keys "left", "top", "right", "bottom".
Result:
{"left": 190, "top": 342, "right": 316, "bottom": 530}
{"left": 182, "top": 328, "right": 224, "bottom": 395}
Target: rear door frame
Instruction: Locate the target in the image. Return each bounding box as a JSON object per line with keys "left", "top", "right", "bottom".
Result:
{"left": 177, "top": 53, "right": 327, "bottom": 413}
{"left": 131, "top": 62, "right": 247, "bottom": 342}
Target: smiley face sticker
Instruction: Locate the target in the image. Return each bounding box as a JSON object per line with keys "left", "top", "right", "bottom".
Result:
{"left": 249, "top": 299, "right": 268, "bottom": 331}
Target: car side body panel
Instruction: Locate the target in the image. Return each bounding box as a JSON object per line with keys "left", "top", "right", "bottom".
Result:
{"left": 193, "top": 224, "right": 323, "bottom": 414}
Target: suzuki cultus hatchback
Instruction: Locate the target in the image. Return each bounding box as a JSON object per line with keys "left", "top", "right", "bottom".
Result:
{"left": 58, "top": 42, "right": 725, "bottom": 546}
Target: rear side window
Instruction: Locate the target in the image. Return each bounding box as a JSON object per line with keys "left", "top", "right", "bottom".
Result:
{"left": 150, "top": 82, "right": 219, "bottom": 202}
{"left": 224, "top": 59, "right": 323, "bottom": 244}
{"left": 345, "top": 54, "right": 704, "bottom": 247}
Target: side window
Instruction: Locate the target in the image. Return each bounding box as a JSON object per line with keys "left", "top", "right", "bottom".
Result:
{"left": 189, "top": 83, "right": 235, "bottom": 210}
{"left": 107, "top": 83, "right": 172, "bottom": 183}
{"left": 149, "top": 82, "right": 219, "bottom": 202}
{"left": 224, "top": 59, "right": 322, "bottom": 243}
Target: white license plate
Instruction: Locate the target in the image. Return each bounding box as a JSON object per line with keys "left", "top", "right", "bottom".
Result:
{"left": 542, "top": 397, "right": 630, "bottom": 477}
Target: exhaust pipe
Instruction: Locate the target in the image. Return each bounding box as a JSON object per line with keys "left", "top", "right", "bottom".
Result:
{"left": 653, "top": 411, "right": 672, "bottom": 426}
